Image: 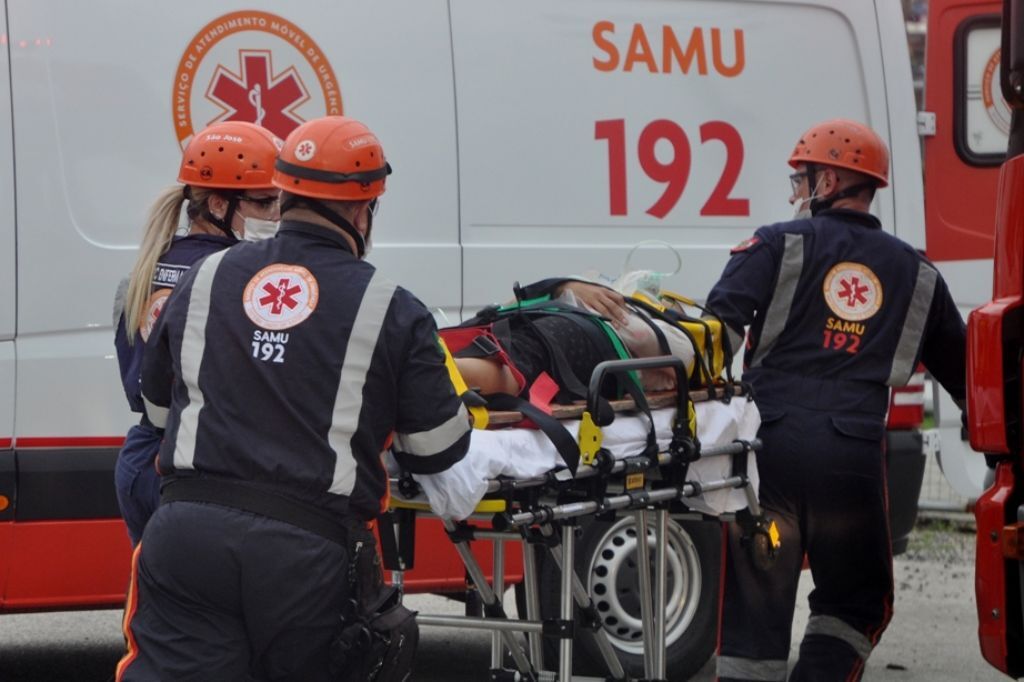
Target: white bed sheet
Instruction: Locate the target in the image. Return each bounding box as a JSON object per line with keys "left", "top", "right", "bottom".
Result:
{"left": 406, "top": 397, "right": 761, "bottom": 521}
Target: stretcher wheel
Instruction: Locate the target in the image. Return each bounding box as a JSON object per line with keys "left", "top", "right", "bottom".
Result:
{"left": 525, "top": 516, "right": 720, "bottom": 680}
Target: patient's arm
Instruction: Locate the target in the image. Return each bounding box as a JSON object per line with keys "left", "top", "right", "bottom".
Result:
{"left": 454, "top": 357, "right": 521, "bottom": 395}
{"left": 558, "top": 281, "right": 629, "bottom": 327}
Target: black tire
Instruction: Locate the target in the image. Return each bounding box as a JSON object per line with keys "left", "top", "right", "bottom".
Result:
{"left": 529, "top": 515, "right": 721, "bottom": 680}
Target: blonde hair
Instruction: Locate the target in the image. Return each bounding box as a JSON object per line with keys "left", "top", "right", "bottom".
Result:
{"left": 123, "top": 185, "right": 217, "bottom": 342}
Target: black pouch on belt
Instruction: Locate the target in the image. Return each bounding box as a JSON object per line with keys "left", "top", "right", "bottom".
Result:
{"left": 330, "top": 529, "right": 419, "bottom": 682}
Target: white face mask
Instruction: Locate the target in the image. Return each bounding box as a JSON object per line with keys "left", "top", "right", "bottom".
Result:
{"left": 792, "top": 176, "right": 826, "bottom": 220}
{"left": 239, "top": 217, "right": 279, "bottom": 241}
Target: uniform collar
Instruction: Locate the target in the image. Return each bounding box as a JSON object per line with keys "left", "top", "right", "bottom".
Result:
{"left": 277, "top": 220, "right": 357, "bottom": 256}
{"left": 817, "top": 207, "right": 881, "bottom": 230}
{"left": 175, "top": 233, "right": 236, "bottom": 247}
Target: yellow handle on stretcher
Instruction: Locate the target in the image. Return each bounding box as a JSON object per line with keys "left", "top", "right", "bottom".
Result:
{"left": 438, "top": 337, "right": 489, "bottom": 429}
{"left": 578, "top": 411, "right": 603, "bottom": 465}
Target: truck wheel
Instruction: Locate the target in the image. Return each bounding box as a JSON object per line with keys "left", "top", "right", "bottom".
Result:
{"left": 531, "top": 515, "right": 721, "bottom": 680}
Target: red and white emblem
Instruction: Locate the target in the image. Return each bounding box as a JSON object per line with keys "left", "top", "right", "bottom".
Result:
{"left": 982, "top": 49, "right": 1012, "bottom": 136}
{"left": 172, "top": 11, "right": 343, "bottom": 150}
{"left": 822, "top": 262, "right": 883, "bottom": 322}
{"left": 294, "top": 139, "right": 317, "bottom": 161}
{"left": 730, "top": 236, "right": 760, "bottom": 254}
{"left": 139, "top": 289, "right": 171, "bottom": 342}
{"left": 243, "top": 264, "right": 319, "bottom": 330}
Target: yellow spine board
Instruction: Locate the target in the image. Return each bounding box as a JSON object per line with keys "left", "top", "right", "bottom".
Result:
{"left": 438, "top": 337, "right": 489, "bottom": 429}
{"left": 630, "top": 290, "right": 728, "bottom": 383}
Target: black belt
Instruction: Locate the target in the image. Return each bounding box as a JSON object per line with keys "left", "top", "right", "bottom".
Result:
{"left": 161, "top": 477, "right": 352, "bottom": 546}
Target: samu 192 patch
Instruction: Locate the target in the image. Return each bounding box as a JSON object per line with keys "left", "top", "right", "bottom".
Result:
{"left": 730, "top": 236, "right": 760, "bottom": 253}
{"left": 243, "top": 263, "right": 319, "bottom": 331}
{"left": 822, "top": 261, "right": 883, "bottom": 321}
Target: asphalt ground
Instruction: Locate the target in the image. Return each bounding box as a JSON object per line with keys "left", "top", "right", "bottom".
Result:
{"left": 0, "top": 520, "right": 1014, "bottom": 681}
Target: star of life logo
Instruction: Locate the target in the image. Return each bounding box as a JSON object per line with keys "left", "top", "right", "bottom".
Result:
{"left": 982, "top": 49, "right": 1012, "bottom": 137}
{"left": 139, "top": 289, "right": 171, "bottom": 342}
{"left": 243, "top": 264, "right": 319, "bottom": 330}
{"left": 294, "top": 139, "right": 316, "bottom": 161}
{"left": 172, "top": 11, "right": 342, "bottom": 150}
{"left": 822, "top": 262, "right": 883, "bottom": 322}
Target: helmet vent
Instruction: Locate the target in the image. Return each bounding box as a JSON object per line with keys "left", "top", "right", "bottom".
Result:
{"left": 218, "top": 146, "right": 225, "bottom": 152}
{"left": 355, "top": 161, "right": 361, "bottom": 167}
{"left": 236, "top": 175, "right": 242, "bottom": 180}
{"left": 237, "top": 153, "right": 244, "bottom": 160}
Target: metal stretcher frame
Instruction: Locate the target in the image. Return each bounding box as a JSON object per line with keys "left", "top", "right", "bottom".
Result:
{"left": 386, "top": 358, "right": 766, "bottom": 682}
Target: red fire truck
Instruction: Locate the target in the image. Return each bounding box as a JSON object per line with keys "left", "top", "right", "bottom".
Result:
{"left": 965, "top": 0, "right": 1024, "bottom": 675}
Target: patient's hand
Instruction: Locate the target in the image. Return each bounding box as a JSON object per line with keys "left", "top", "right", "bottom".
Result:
{"left": 559, "top": 281, "right": 629, "bottom": 327}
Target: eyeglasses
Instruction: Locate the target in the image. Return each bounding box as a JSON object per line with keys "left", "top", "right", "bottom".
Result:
{"left": 239, "top": 194, "right": 280, "bottom": 210}
{"left": 788, "top": 171, "right": 809, "bottom": 194}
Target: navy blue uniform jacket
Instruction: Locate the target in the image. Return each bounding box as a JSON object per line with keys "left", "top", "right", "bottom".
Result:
{"left": 707, "top": 208, "right": 966, "bottom": 421}
{"left": 141, "top": 221, "right": 470, "bottom": 520}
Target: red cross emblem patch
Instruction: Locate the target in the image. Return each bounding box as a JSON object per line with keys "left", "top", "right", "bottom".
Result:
{"left": 140, "top": 289, "right": 171, "bottom": 342}
{"left": 243, "top": 264, "right": 319, "bottom": 330}
{"left": 730, "top": 236, "right": 760, "bottom": 253}
{"left": 822, "top": 262, "right": 883, "bottom": 322}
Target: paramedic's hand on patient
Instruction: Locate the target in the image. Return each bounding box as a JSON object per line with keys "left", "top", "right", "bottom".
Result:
{"left": 559, "top": 281, "right": 629, "bottom": 327}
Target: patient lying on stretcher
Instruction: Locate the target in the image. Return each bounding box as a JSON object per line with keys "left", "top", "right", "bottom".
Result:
{"left": 453, "top": 280, "right": 698, "bottom": 400}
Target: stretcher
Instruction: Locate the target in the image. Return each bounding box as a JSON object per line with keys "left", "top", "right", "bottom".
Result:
{"left": 384, "top": 358, "right": 769, "bottom": 682}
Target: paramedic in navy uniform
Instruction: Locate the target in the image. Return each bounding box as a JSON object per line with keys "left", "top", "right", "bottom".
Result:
{"left": 113, "top": 120, "right": 282, "bottom": 546}
{"left": 710, "top": 119, "right": 966, "bottom": 682}
{"left": 116, "top": 116, "right": 470, "bottom": 681}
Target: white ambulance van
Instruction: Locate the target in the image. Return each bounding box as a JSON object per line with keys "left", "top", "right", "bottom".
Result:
{"left": 0, "top": 1, "right": 926, "bottom": 677}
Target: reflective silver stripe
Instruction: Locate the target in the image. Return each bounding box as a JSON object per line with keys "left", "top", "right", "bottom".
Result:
{"left": 329, "top": 273, "right": 397, "bottom": 495}
{"left": 724, "top": 323, "right": 744, "bottom": 358}
{"left": 886, "top": 262, "right": 938, "bottom": 386}
{"left": 173, "top": 250, "right": 228, "bottom": 470}
{"left": 113, "top": 276, "right": 129, "bottom": 327}
{"left": 143, "top": 397, "right": 169, "bottom": 429}
{"left": 716, "top": 655, "right": 788, "bottom": 681}
{"left": 394, "top": 404, "right": 470, "bottom": 456}
{"left": 805, "top": 614, "right": 874, "bottom": 661}
{"left": 750, "top": 233, "right": 804, "bottom": 368}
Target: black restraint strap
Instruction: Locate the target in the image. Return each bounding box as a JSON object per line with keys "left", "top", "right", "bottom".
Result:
{"left": 486, "top": 393, "right": 581, "bottom": 475}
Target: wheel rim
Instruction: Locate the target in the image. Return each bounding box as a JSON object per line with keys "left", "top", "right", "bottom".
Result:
{"left": 585, "top": 517, "right": 702, "bottom": 656}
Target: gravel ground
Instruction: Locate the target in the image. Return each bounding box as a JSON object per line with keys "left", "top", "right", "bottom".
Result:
{"left": 860, "top": 517, "right": 1008, "bottom": 681}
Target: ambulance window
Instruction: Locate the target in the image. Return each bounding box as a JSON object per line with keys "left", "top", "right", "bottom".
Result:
{"left": 954, "top": 15, "right": 1006, "bottom": 165}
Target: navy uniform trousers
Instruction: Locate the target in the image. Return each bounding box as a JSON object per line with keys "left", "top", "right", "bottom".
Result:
{"left": 114, "top": 423, "right": 163, "bottom": 546}
{"left": 718, "top": 396, "right": 893, "bottom": 682}
{"left": 118, "top": 501, "right": 348, "bottom": 682}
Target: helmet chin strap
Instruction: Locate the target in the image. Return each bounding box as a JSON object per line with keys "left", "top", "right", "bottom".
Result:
{"left": 806, "top": 166, "right": 875, "bottom": 216}
{"left": 199, "top": 192, "right": 241, "bottom": 242}
{"left": 282, "top": 195, "right": 367, "bottom": 258}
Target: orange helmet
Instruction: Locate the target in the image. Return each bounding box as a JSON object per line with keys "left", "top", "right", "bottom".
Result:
{"left": 273, "top": 116, "right": 391, "bottom": 201}
{"left": 788, "top": 119, "right": 889, "bottom": 188}
{"left": 178, "top": 121, "right": 281, "bottom": 189}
